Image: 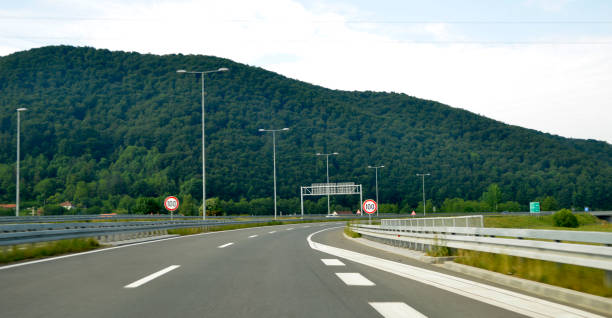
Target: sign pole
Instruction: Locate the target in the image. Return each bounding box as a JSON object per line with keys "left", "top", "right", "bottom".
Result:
{"left": 164, "top": 196, "right": 180, "bottom": 221}
{"left": 362, "top": 199, "right": 377, "bottom": 225}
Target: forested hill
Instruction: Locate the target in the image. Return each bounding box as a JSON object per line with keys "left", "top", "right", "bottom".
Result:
{"left": 0, "top": 45, "right": 611, "bottom": 213}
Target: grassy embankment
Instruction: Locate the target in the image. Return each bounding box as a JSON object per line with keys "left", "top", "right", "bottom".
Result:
{"left": 0, "top": 238, "right": 101, "bottom": 264}
{"left": 426, "top": 213, "right": 612, "bottom": 297}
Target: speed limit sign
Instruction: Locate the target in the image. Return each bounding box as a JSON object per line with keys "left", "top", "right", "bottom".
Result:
{"left": 164, "top": 196, "right": 179, "bottom": 212}
{"left": 362, "top": 199, "right": 377, "bottom": 214}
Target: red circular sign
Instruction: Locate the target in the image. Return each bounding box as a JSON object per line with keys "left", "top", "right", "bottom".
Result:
{"left": 164, "top": 196, "right": 179, "bottom": 212}
{"left": 362, "top": 199, "right": 377, "bottom": 214}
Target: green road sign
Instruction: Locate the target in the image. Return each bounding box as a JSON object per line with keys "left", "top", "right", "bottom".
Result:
{"left": 530, "top": 202, "right": 540, "bottom": 213}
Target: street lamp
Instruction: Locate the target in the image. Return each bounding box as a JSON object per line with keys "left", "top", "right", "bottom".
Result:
{"left": 368, "top": 165, "right": 384, "bottom": 216}
{"left": 259, "top": 128, "right": 290, "bottom": 220}
{"left": 16, "top": 108, "right": 27, "bottom": 217}
{"left": 177, "top": 67, "right": 229, "bottom": 220}
{"left": 316, "top": 152, "right": 339, "bottom": 215}
{"left": 416, "top": 173, "right": 431, "bottom": 216}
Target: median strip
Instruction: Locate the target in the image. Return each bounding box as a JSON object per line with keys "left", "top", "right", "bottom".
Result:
{"left": 124, "top": 265, "right": 180, "bottom": 288}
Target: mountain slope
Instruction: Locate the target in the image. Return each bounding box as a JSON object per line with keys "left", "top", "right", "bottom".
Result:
{"left": 0, "top": 45, "right": 610, "bottom": 211}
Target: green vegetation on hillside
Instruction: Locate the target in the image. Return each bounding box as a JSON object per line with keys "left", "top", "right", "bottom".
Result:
{"left": 1, "top": 46, "right": 611, "bottom": 214}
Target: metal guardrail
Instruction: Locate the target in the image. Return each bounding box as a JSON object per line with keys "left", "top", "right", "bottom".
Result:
{"left": 351, "top": 216, "right": 612, "bottom": 271}
{"left": 0, "top": 214, "right": 367, "bottom": 246}
{"left": 0, "top": 218, "right": 311, "bottom": 246}
{"left": 0, "top": 213, "right": 398, "bottom": 224}
{"left": 382, "top": 215, "right": 484, "bottom": 228}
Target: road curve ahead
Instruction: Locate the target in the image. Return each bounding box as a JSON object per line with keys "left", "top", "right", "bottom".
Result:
{"left": 0, "top": 223, "right": 604, "bottom": 318}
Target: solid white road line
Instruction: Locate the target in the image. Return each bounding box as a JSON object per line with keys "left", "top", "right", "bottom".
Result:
{"left": 269, "top": 231, "right": 276, "bottom": 234}
{"left": 369, "top": 302, "right": 428, "bottom": 318}
{"left": 321, "top": 259, "right": 345, "bottom": 266}
{"left": 218, "top": 243, "right": 234, "bottom": 248}
{"left": 124, "top": 265, "right": 180, "bottom": 288}
{"left": 248, "top": 235, "right": 258, "bottom": 238}
{"left": 335, "top": 273, "right": 376, "bottom": 286}
{"left": 307, "top": 227, "right": 605, "bottom": 318}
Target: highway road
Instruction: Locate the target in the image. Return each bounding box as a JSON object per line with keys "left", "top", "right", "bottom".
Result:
{"left": 0, "top": 222, "right": 606, "bottom": 318}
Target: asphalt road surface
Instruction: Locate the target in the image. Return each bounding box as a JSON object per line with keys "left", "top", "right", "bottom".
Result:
{"left": 0, "top": 222, "right": 606, "bottom": 317}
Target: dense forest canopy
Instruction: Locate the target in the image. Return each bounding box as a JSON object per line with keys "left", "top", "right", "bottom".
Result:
{"left": 0, "top": 45, "right": 610, "bottom": 214}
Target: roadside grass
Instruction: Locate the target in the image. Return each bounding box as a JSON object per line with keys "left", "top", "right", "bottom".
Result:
{"left": 484, "top": 213, "right": 610, "bottom": 232}
{"left": 455, "top": 249, "right": 612, "bottom": 297}
{"left": 344, "top": 225, "right": 362, "bottom": 238}
{"left": 0, "top": 238, "right": 101, "bottom": 264}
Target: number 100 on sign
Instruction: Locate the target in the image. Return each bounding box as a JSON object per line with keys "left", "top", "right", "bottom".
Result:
{"left": 362, "top": 199, "right": 377, "bottom": 214}
{"left": 164, "top": 196, "right": 179, "bottom": 212}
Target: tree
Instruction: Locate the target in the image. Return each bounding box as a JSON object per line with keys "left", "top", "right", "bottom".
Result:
{"left": 481, "top": 184, "right": 502, "bottom": 211}
{"left": 541, "top": 196, "right": 559, "bottom": 211}
{"left": 179, "top": 194, "right": 198, "bottom": 216}
{"left": 132, "top": 197, "right": 160, "bottom": 214}
{"left": 553, "top": 209, "right": 578, "bottom": 228}
{"left": 34, "top": 178, "right": 57, "bottom": 202}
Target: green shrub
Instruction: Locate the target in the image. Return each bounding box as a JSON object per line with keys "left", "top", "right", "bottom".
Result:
{"left": 553, "top": 209, "right": 578, "bottom": 228}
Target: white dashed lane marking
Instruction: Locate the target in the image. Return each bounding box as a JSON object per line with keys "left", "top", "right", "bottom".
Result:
{"left": 248, "top": 235, "right": 258, "bottom": 238}
{"left": 124, "top": 265, "right": 180, "bottom": 288}
{"left": 321, "top": 259, "right": 345, "bottom": 266}
{"left": 335, "top": 273, "right": 375, "bottom": 286}
{"left": 369, "top": 302, "right": 428, "bottom": 318}
{"left": 218, "top": 243, "right": 234, "bottom": 248}
{"left": 268, "top": 231, "right": 276, "bottom": 234}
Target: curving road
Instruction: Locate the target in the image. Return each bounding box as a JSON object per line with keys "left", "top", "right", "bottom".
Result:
{"left": 0, "top": 223, "right": 605, "bottom": 317}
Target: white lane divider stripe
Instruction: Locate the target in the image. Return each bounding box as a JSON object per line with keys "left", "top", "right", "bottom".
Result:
{"left": 369, "top": 302, "right": 428, "bottom": 318}
{"left": 248, "top": 235, "right": 258, "bottom": 238}
{"left": 303, "top": 226, "right": 310, "bottom": 228}
{"left": 286, "top": 228, "right": 294, "bottom": 231}
{"left": 218, "top": 243, "right": 234, "bottom": 248}
{"left": 321, "top": 259, "right": 345, "bottom": 266}
{"left": 335, "top": 273, "right": 375, "bottom": 286}
{"left": 269, "top": 231, "right": 276, "bottom": 234}
{"left": 124, "top": 265, "right": 180, "bottom": 288}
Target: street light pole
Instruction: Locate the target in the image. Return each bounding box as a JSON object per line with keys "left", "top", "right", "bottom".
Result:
{"left": 259, "top": 128, "right": 290, "bottom": 220}
{"left": 368, "top": 165, "right": 384, "bottom": 216}
{"left": 316, "top": 152, "right": 339, "bottom": 215}
{"left": 177, "top": 68, "right": 228, "bottom": 220}
{"left": 16, "top": 108, "right": 27, "bottom": 217}
{"left": 416, "top": 173, "right": 431, "bottom": 216}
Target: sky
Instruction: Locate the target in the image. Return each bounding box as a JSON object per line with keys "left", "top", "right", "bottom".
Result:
{"left": 1, "top": 0, "right": 611, "bottom": 143}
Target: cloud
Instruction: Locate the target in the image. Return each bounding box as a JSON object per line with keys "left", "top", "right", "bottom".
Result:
{"left": 0, "top": 0, "right": 611, "bottom": 143}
